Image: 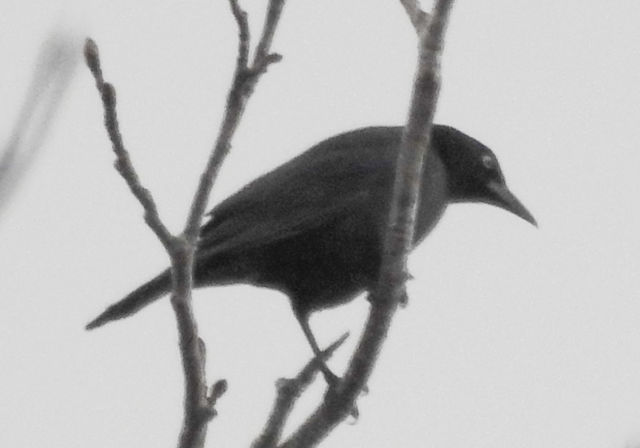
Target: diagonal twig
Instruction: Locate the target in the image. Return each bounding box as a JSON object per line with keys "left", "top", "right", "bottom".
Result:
{"left": 252, "top": 333, "right": 349, "bottom": 448}
{"left": 399, "top": 0, "right": 430, "bottom": 32}
{"left": 183, "top": 0, "right": 285, "bottom": 242}
{"left": 84, "top": 40, "right": 173, "bottom": 249}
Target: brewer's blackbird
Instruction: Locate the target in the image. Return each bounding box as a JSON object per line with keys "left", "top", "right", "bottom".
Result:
{"left": 87, "top": 125, "right": 536, "bottom": 383}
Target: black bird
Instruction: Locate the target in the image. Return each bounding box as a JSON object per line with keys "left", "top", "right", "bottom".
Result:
{"left": 87, "top": 125, "right": 536, "bottom": 382}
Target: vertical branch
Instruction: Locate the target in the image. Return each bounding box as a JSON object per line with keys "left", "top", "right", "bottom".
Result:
{"left": 175, "top": 3, "right": 285, "bottom": 441}
{"left": 85, "top": 2, "right": 286, "bottom": 448}
{"left": 279, "top": 1, "right": 456, "bottom": 447}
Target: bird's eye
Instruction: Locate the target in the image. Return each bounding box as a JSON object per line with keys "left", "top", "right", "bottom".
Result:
{"left": 481, "top": 154, "right": 495, "bottom": 170}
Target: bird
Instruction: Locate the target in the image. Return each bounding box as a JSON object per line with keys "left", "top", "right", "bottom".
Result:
{"left": 87, "top": 125, "right": 536, "bottom": 384}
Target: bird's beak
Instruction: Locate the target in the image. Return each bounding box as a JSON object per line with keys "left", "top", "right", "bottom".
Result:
{"left": 486, "top": 181, "right": 537, "bottom": 227}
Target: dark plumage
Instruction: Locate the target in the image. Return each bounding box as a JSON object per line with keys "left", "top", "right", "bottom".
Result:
{"left": 87, "top": 125, "right": 535, "bottom": 380}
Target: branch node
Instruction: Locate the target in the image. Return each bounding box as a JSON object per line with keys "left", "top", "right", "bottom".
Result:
{"left": 201, "top": 405, "right": 218, "bottom": 422}
{"left": 88, "top": 0, "right": 288, "bottom": 444}
{"left": 208, "top": 379, "right": 228, "bottom": 404}
{"left": 275, "top": 377, "right": 294, "bottom": 394}
{"left": 252, "top": 333, "right": 348, "bottom": 448}
{"left": 252, "top": 52, "right": 283, "bottom": 76}
{"left": 101, "top": 83, "right": 116, "bottom": 108}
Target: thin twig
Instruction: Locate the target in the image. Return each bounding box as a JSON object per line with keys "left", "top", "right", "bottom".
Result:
{"left": 183, "top": 0, "right": 285, "bottom": 242}
{"left": 84, "top": 39, "right": 173, "bottom": 249}
{"left": 399, "top": 0, "right": 430, "bottom": 32}
{"left": 252, "top": 333, "right": 349, "bottom": 448}
{"left": 279, "top": 1, "right": 456, "bottom": 447}
{"left": 229, "top": 0, "right": 250, "bottom": 73}
{"left": 85, "top": 1, "right": 286, "bottom": 446}
{"left": 175, "top": 0, "right": 286, "bottom": 444}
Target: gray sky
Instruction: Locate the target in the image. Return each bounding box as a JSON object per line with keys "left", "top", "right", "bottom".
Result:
{"left": 1, "top": 1, "right": 640, "bottom": 447}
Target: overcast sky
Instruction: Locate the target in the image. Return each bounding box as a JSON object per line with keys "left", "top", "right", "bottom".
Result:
{"left": 2, "top": 1, "right": 640, "bottom": 447}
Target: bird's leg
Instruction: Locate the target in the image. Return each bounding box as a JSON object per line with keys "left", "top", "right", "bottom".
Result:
{"left": 294, "top": 310, "right": 340, "bottom": 387}
{"left": 294, "top": 309, "right": 361, "bottom": 420}
{"left": 294, "top": 308, "right": 370, "bottom": 421}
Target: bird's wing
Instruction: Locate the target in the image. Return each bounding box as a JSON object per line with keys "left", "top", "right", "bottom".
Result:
{"left": 198, "top": 129, "right": 399, "bottom": 255}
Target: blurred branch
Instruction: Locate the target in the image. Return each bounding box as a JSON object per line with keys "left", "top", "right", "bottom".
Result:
{"left": 252, "top": 333, "right": 349, "bottom": 448}
{"left": 85, "top": 1, "right": 285, "bottom": 447}
{"left": 399, "top": 0, "right": 430, "bottom": 31}
{"left": 0, "top": 34, "right": 79, "bottom": 218}
{"left": 278, "top": 1, "right": 456, "bottom": 447}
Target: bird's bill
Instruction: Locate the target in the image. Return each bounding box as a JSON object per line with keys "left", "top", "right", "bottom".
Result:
{"left": 486, "top": 181, "right": 537, "bottom": 226}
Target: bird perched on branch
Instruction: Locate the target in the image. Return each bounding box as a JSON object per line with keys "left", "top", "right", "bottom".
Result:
{"left": 87, "top": 125, "right": 536, "bottom": 384}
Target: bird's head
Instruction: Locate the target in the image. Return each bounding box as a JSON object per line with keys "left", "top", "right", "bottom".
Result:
{"left": 432, "top": 125, "right": 537, "bottom": 226}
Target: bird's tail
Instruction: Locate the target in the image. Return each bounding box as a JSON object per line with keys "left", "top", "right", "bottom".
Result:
{"left": 86, "top": 270, "right": 172, "bottom": 330}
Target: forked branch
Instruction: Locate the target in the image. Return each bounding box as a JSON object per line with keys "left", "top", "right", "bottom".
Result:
{"left": 252, "top": 333, "right": 349, "bottom": 448}
{"left": 85, "top": 1, "right": 286, "bottom": 447}
{"left": 184, "top": 0, "right": 285, "bottom": 241}
{"left": 399, "top": 0, "right": 430, "bottom": 31}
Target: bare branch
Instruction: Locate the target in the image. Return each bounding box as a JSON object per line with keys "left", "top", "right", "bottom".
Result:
{"left": 279, "top": 1, "right": 456, "bottom": 447}
{"left": 0, "top": 34, "right": 78, "bottom": 217}
{"left": 208, "top": 379, "right": 228, "bottom": 410}
{"left": 183, "top": 0, "right": 286, "bottom": 242}
{"left": 84, "top": 39, "right": 173, "bottom": 249}
{"left": 176, "top": 3, "right": 287, "bottom": 437}
{"left": 252, "top": 333, "right": 349, "bottom": 448}
{"left": 399, "top": 0, "right": 430, "bottom": 32}
{"left": 229, "top": 0, "right": 250, "bottom": 71}
{"left": 253, "top": 0, "right": 286, "bottom": 66}
{"left": 86, "top": 1, "right": 286, "bottom": 447}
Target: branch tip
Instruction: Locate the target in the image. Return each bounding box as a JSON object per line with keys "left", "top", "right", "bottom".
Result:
{"left": 268, "top": 53, "right": 283, "bottom": 63}
{"left": 275, "top": 377, "right": 291, "bottom": 392}
{"left": 83, "top": 38, "right": 101, "bottom": 78}
{"left": 209, "top": 379, "right": 228, "bottom": 402}
{"left": 85, "top": 0, "right": 288, "bottom": 444}
{"left": 228, "top": 0, "right": 247, "bottom": 19}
